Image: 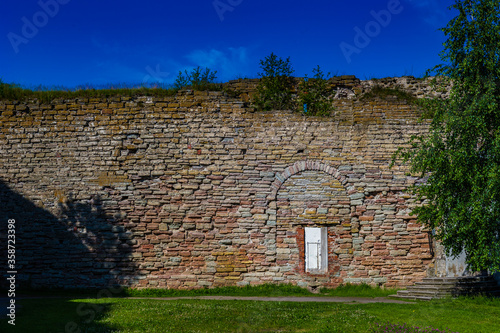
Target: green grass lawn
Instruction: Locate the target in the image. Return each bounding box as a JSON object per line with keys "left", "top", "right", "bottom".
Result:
{"left": 1, "top": 285, "right": 499, "bottom": 332}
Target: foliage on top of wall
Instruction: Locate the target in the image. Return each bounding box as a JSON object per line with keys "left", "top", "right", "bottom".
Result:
{"left": 254, "top": 53, "right": 295, "bottom": 111}
{"left": 361, "top": 85, "right": 417, "bottom": 104}
{"left": 0, "top": 79, "right": 178, "bottom": 104}
{"left": 298, "top": 66, "right": 335, "bottom": 116}
{"left": 174, "top": 66, "right": 221, "bottom": 91}
{"left": 253, "top": 54, "right": 337, "bottom": 116}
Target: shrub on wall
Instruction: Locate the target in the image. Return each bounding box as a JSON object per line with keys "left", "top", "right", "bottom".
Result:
{"left": 254, "top": 53, "right": 295, "bottom": 111}
{"left": 174, "top": 66, "right": 220, "bottom": 91}
{"left": 298, "top": 65, "right": 334, "bottom": 116}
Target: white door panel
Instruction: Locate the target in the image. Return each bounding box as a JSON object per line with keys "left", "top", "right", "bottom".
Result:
{"left": 305, "top": 227, "right": 327, "bottom": 273}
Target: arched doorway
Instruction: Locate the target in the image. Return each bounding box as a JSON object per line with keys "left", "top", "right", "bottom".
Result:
{"left": 267, "top": 161, "right": 354, "bottom": 287}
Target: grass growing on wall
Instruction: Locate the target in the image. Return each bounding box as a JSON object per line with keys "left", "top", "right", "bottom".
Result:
{"left": 0, "top": 79, "right": 247, "bottom": 105}
{"left": 0, "top": 80, "right": 179, "bottom": 103}
{"left": 361, "top": 85, "right": 417, "bottom": 103}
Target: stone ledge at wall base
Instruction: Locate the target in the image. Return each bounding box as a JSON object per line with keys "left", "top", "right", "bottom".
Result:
{"left": 390, "top": 275, "right": 500, "bottom": 301}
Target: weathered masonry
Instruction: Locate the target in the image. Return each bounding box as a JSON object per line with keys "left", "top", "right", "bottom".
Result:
{"left": 0, "top": 77, "right": 440, "bottom": 290}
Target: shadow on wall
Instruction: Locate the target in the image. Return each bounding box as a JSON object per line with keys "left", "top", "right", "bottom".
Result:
{"left": 0, "top": 179, "right": 137, "bottom": 291}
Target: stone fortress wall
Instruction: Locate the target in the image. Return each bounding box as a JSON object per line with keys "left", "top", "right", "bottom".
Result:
{"left": 0, "top": 76, "right": 444, "bottom": 290}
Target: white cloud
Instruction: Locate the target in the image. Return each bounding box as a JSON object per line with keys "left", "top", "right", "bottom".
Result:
{"left": 185, "top": 47, "right": 251, "bottom": 81}
{"left": 88, "top": 38, "right": 253, "bottom": 84}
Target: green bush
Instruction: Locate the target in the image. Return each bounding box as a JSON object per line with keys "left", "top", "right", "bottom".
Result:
{"left": 174, "top": 66, "right": 219, "bottom": 91}
{"left": 298, "top": 65, "right": 334, "bottom": 116}
{"left": 254, "top": 53, "right": 295, "bottom": 110}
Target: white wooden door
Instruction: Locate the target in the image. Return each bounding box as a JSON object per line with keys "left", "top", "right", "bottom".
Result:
{"left": 305, "top": 227, "right": 327, "bottom": 273}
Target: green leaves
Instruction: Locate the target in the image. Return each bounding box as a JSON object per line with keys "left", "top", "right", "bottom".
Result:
{"left": 254, "top": 55, "right": 335, "bottom": 116}
{"left": 254, "top": 53, "right": 295, "bottom": 111}
{"left": 174, "top": 66, "right": 219, "bottom": 91}
{"left": 398, "top": 0, "right": 500, "bottom": 272}
{"left": 298, "top": 65, "right": 334, "bottom": 116}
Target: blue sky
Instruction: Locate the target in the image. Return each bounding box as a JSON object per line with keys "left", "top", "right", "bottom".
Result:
{"left": 1, "top": 0, "right": 457, "bottom": 88}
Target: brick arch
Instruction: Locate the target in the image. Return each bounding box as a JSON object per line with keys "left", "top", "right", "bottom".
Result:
{"left": 268, "top": 161, "right": 354, "bottom": 287}
{"left": 268, "top": 161, "right": 349, "bottom": 201}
